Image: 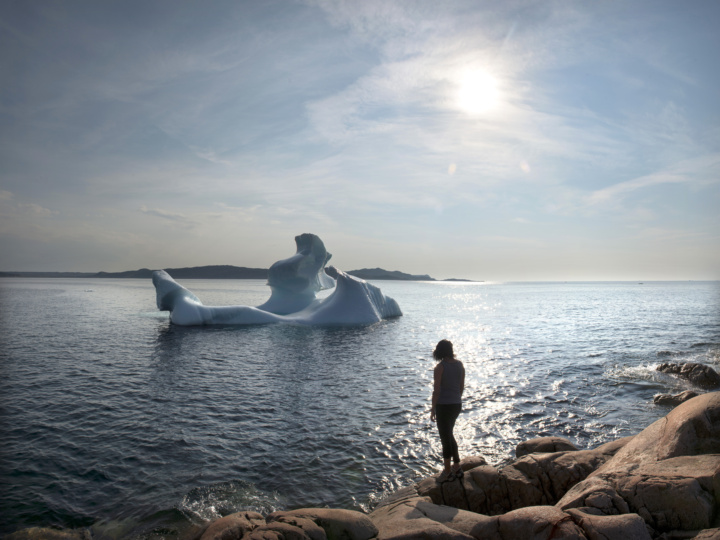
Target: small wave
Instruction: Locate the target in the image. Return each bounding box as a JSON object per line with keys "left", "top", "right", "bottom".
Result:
{"left": 178, "top": 480, "right": 284, "bottom": 522}
{"left": 607, "top": 363, "right": 659, "bottom": 378}
{"left": 605, "top": 363, "right": 678, "bottom": 389}
{"left": 90, "top": 508, "right": 191, "bottom": 540}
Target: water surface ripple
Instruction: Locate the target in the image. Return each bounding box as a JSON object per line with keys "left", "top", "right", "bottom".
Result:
{"left": 1, "top": 279, "right": 718, "bottom": 537}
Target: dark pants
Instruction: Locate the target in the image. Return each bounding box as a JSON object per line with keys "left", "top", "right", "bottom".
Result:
{"left": 436, "top": 403, "right": 461, "bottom": 463}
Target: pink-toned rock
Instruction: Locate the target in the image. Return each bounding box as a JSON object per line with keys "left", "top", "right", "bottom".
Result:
{"left": 372, "top": 485, "right": 419, "bottom": 510}
{"left": 495, "top": 505, "right": 585, "bottom": 539}
{"left": 465, "top": 465, "right": 509, "bottom": 516}
{"left": 613, "top": 455, "right": 717, "bottom": 531}
{"left": 565, "top": 508, "right": 651, "bottom": 539}
{"left": 406, "top": 394, "right": 720, "bottom": 537}
{"left": 266, "top": 508, "right": 377, "bottom": 540}
{"left": 200, "top": 511, "right": 265, "bottom": 540}
{"left": 245, "top": 520, "right": 319, "bottom": 539}
{"left": 458, "top": 454, "right": 488, "bottom": 471}
{"left": 370, "top": 497, "right": 655, "bottom": 540}
{"left": 516, "top": 436, "right": 579, "bottom": 458}
{"left": 369, "top": 496, "right": 478, "bottom": 539}
{"left": 262, "top": 515, "right": 326, "bottom": 540}
{"left": 591, "top": 435, "right": 635, "bottom": 456}
{"left": 503, "top": 446, "right": 620, "bottom": 508}
{"left": 558, "top": 392, "right": 720, "bottom": 536}
{"left": 610, "top": 391, "right": 720, "bottom": 463}
{"left": 415, "top": 435, "right": 632, "bottom": 515}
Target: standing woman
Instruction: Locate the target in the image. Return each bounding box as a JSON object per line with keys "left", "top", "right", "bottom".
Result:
{"left": 430, "top": 339, "right": 465, "bottom": 480}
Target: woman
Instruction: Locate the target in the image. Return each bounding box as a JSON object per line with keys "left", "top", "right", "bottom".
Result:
{"left": 430, "top": 339, "right": 465, "bottom": 481}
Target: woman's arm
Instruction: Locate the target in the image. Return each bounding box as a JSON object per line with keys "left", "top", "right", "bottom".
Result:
{"left": 430, "top": 363, "right": 443, "bottom": 422}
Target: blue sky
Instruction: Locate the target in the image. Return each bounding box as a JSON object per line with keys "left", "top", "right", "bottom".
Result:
{"left": 1, "top": 0, "right": 718, "bottom": 280}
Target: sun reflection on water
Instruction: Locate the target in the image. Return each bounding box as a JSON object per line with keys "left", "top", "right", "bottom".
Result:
{"left": 3, "top": 279, "right": 717, "bottom": 534}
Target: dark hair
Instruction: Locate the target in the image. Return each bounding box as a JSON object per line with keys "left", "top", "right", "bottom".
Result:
{"left": 433, "top": 339, "right": 455, "bottom": 361}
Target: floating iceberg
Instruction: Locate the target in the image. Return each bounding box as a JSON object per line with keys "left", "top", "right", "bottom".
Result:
{"left": 152, "top": 233, "right": 402, "bottom": 326}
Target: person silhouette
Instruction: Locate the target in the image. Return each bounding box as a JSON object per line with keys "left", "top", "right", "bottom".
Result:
{"left": 430, "top": 339, "right": 465, "bottom": 481}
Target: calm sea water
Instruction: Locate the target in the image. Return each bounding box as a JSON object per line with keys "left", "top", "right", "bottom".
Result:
{"left": 1, "top": 278, "right": 719, "bottom": 537}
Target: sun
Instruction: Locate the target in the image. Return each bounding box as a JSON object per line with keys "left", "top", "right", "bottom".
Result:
{"left": 456, "top": 69, "right": 500, "bottom": 115}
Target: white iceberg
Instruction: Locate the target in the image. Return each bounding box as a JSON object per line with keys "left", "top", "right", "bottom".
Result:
{"left": 152, "top": 233, "right": 402, "bottom": 326}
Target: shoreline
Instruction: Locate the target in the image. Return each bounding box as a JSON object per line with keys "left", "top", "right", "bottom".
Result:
{"left": 8, "top": 389, "right": 720, "bottom": 540}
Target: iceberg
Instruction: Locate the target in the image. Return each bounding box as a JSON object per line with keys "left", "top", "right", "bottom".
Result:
{"left": 257, "top": 232, "right": 335, "bottom": 315}
{"left": 152, "top": 233, "right": 402, "bottom": 326}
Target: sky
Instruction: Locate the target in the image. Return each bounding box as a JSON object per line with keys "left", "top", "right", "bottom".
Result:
{"left": 1, "top": 0, "right": 719, "bottom": 281}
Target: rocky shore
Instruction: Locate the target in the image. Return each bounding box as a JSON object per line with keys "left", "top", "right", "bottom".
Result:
{"left": 9, "top": 366, "right": 720, "bottom": 540}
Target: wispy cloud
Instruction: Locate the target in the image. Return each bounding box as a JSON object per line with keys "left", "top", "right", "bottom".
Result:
{"left": 140, "top": 206, "right": 195, "bottom": 227}
{"left": 17, "top": 203, "right": 56, "bottom": 217}
{"left": 0, "top": 1, "right": 718, "bottom": 278}
{"left": 589, "top": 153, "right": 720, "bottom": 206}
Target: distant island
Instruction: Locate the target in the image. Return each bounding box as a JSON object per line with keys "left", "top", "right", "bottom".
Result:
{"left": 0, "top": 265, "right": 477, "bottom": 282}
{"left": 348, "top": 268, "right": 476, "bottom": 282}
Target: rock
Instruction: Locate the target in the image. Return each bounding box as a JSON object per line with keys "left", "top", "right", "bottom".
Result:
{"left": 4, "top": 528, "right": 91, "bottom": 540}
{"left": 200, "top": 511, "right": 265, "bottom": 540}
{"left": 370, "top": 498, "right": 607, "bottom": 540}
{"left": 464, "top": 465, "right": 509, "bottom": 516}
{"left": 502, "top": 447, "right": 611, "bottom": 509}
{"left": 405, "top": 394, "right": 720, "bottom": 536}
{"left": 516, "top": 436, "right": 579, "bottom": 458}
{"left": 266, "top": 508, "right": 377, "bottom": 540}
{"left": 495, "top": 505, "right": 585, "bottom": 539}
{"left": 654, "top": 390, "right": 699, "bottom": 407}
{"left": 591, "top": 435, "right": 635, "bottom": 456}
{"left": 616, "top": 455, "right": 716, "bottom": 530}
{"left": 196, "top": 508, "right": 376, "bottom": 540}
{"left": 558, "top": 392, "right": 720, "bottom": 536}
{"left": 619, "top": 391, "right": 720, "bottom": 460}
{"left": 250, "top": 514, "right": 327, "bottom": 540}
{"left": 657, "top": 362, "right": 720, "bottom": 388}
{"left": 369, "top": 496, "right": 479, "bottom": 539}
{"left": 372, "top": 485, "right": 418, "bottom": 510}
{"left": 415, "top": 435, "right": 632, "bottom": 515}
{"left": 261, "top": 515, "right": 326, "bottom": 540}
{"left": 457, "top": 454, "right": 488, "bottom": 471}
{"left": 557, "top": 476, "right": 630, "bottom": 516}
{"left": 245, "top": 520, "right": 320, "bottom": 539}
{"left": 565, "top": 507, "right": 652, "bottom": 539}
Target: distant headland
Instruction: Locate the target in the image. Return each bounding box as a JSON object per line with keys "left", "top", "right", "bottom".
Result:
{"left": 0, "top": 265, "right": 477, "bottom": 282}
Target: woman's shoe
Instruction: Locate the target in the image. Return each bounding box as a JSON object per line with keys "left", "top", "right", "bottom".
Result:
{"left": 438, "top": 470, "right": 453, "bottom": 483}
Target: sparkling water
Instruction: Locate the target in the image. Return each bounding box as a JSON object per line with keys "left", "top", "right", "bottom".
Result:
{"left": 1, "top": 278, "right": 718, "bottom": 537}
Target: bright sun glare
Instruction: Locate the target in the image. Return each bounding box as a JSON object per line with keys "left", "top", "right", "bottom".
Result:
{"left": 457, "top": 69, "right": 500, "bottom": 115}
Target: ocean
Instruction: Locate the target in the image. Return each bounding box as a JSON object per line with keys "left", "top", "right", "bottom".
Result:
{"left": 1, "top": 278, "right": 718, "bottom": 538}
